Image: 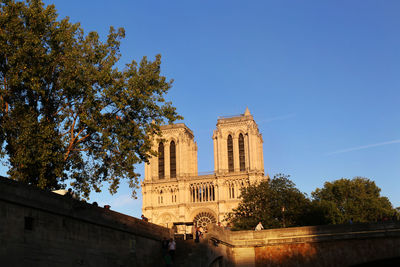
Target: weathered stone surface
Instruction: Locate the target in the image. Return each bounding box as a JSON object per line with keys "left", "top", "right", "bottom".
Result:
{"left": 206, "top": 222, "right": 400, "bottom": 267}
{"left": 0, "top": 177, "right": 170, "bottom": 267}
{"left": 2, "top": 175, "right": 400, "bottom": 267}
{"left": 142, "top": 109, "right": 266, "bottom": 230}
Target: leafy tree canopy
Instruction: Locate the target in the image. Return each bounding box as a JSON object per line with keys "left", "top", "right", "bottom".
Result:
{"left": 226, "top": 174, "right": 311, "bottom": 230}
{"left": 311, "top": 177, "right": 394, "bottom": 224}
{"left": 0, "top": 0, "right": 181, "bottom": 198}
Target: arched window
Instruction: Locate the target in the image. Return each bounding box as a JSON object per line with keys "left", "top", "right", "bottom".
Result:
{"left": 158, "top": 142, "right": 165, "bottom": 179}
{"left": 239, "top": 133, "right": 245, "bottom": 171}
{"left": 170, "top": 141, "right": 176, "bottom": 178}
{"left": 227, "top": 135, "right": 234, "bottom": 172}
{"left": 229, "top": 183, "right": 235, "bottom": 199}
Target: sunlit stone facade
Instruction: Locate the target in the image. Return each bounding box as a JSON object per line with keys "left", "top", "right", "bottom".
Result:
{"left": 142, "top": 108, "right": 267, "bottom": 228}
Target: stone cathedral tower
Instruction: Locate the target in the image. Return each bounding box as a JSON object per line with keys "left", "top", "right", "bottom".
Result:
{"left": 142, "top": 108, "right": 266, "bottom": 229}
{"left": 213, "top": 107, "right": 264, "bottom": 177}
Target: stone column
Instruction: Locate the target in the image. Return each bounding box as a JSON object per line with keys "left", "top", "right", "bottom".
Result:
{"left": 233, "top": 135, "right": 239, "bottom": 172}
{"left": 178, "top": 181, "right": 185, "bottom": 204}
{"left": 178, "top": 136, "right": 183, "bottom": 177}
{"left": 192, "top": 142, "right": 198, "bottom": 176}
{"left": 244, "top": 133, "right": 249, "bottom": 172}
{"left": 220, "top": 179, "right": 228, "bottom": 201}
{"left": 260, "top": 136, "right": 264, "bottom": 172}
{"left": 152, "top": 156, "right": 158, "bottom": 180}
{"left": 216, "top": 133, "right": 222, "bottom": 173}
{"left": 165, "top": 141, "right": 170, "bottom": 179}
{"left": 251, "top": 130, "right": 257, "bottom": 171}
{"left": 182, "top": 138, "right": 188, "bottom": 176}
{"left": 213, "top": 134, "right": 218, "bottom": 173}
{"left": 144, "top": 162, "right": 150, "bottom": 181}
{"left": 142, "top": 184, "right": 147, "bottom": 208}
{"left": 221, "top": 135, "right": 227, "bottom": 173}
{"left": 258, "top": 136, "right": 264, "bottom": 172}
{"left": 247, "top": 132, "right": 252, "bottom": 171}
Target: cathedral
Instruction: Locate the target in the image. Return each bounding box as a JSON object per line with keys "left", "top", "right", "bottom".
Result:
{"left": 141, "top": 108, "right": 267, "bottom": 229}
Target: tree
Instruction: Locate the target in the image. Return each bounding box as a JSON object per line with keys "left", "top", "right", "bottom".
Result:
{"left": 395, "top": 207, "right": 400, "bottom": 221}
{"left": 311, "top": 177, "right": 394, "bottom": 224}
{"left": 0, "top": 0, "right": 181, "bottom": 198}
{"left": 226, "top": 174, "right": 311, "bottom": 230}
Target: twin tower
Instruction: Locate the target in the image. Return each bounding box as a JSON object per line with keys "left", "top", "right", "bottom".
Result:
{"left": 144, "top": 107, "right": 264, "bottom": 180}
{"left": 142, "top": 108, "right": 266, "bottom": 228}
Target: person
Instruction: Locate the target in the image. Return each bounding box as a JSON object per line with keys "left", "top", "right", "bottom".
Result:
{"left": 199, "top": 226, "right": 204, "bottom": 238}
{"left": 168, "top": 238, "right": 176, "bottom": 262}
{"left": 255, "top": 221, "right": 264, "bottom": 231}
{"left": 161, "top": 237, "right": 169, "bottom": 255}
{"left": 194, "top": 225, "right": 200, "bottom": 243}
{"left": 65, "top": 188, "right": 73, "bottom": 198}
{"left": 141, "top": 214, "right": 148, "bottom": 222}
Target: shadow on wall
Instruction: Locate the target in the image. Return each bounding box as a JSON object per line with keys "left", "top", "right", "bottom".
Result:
{"left": 351, "top": 257, "right": 400, "bottom": 267}
{"left": 0, "top": 177, "right": 171, "bottom": 267}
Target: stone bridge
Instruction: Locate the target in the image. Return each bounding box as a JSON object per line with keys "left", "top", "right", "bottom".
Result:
{"left": 204, "top": 222, "right": 400, "bottom": 267}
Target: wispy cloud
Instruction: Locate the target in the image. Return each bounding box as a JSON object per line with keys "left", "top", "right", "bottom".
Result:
{"left": 327, "top": 139, "right": 400, "bottom": 155}
{"left": 258, "top": 113, "right": 296, "bottom": 124}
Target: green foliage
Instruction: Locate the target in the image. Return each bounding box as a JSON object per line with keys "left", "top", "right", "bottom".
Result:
{"left": 311, "top": 177, "right": 394, "bottom": 224}
{"left": 226, "top": 174, "right": 311, "bottom": 230}
{"left": 226, "top": 175, "right": 395, "bottom": 230}
{"left": 0, "top": 0, "right": 181, "bottom": 198}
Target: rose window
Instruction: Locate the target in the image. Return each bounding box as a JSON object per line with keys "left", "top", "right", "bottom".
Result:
{"left": 194, "top": 212, "right": 217, "bottom": 228}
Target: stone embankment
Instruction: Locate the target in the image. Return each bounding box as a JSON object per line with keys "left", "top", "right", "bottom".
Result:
{"left": 0, "top": 177, "right": 170, "bottom": 267}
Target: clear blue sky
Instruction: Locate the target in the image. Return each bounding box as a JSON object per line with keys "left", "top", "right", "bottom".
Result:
{"left": 7, "top": 0, "right": 400, "bottom": 217}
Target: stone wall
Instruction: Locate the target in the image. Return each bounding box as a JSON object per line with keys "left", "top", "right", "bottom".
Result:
{"left": 206, "top": 222, "right": 400, "bottom": 267}
{"left": 0, "top": 177, "right": 170, "bottom": 267}
{"left": 3, "top": 174, "right": 399, "bottom": 267}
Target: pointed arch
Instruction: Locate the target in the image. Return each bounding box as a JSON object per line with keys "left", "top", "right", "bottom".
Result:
{"left": 158, "top": 142, "right": 165, "bottom": 179}
{"left": 239, "top": 133, "right": 245, "bottom": 171}
{"left": 170, "top": 140, "right": 176, "bottom": 178}
{"left": 227, "top": 135, "right": 234, "bottom": 172}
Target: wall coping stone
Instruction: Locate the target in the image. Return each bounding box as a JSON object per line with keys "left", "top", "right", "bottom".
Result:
{"left": 0, "top": 176, "right": 171, "bottom": 241}
{"left": 207, "top": 222, "right": 400, "bottom": 248}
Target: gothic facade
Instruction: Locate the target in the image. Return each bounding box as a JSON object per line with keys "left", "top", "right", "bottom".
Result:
{"left": 141, "top": 108, "right": 267, "bottom": 228}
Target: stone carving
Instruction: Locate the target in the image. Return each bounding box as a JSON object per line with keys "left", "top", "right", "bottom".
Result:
{"left": 193, "top": 212, "right": 217, "bottom": 228}
{"left": 142, "top": 108, "right": 266, "bottom": 230}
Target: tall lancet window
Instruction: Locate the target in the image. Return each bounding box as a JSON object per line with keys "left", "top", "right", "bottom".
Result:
{"left": 239, "top": 133, "right": 245, "bottom": 171}
{"left": 170, "top": 141, "right": 176, "bottom": 178}
{"left": 227, "top": 135, "right": 234, "bottom": 172}
{"left": 158, "top": 142, "right": 165, "bottom": 179}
